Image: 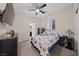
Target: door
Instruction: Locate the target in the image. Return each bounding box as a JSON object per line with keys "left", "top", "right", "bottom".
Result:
{"left": 29, "top": 23, "right": 37, "bottom": 37}
{"left": 74, "top": 4, "right": 79, "bottom": 55}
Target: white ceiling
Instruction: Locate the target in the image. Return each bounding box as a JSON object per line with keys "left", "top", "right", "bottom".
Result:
{"left": 13, "top": 3, "right": 72, "bottom": 18}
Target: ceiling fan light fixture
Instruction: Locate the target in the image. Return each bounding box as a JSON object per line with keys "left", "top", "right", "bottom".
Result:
{"left": 36, "top": 9, "right": 39, "bottom": 12}
{"left": 28, "top": 3, "right": 47, "bottom": 15}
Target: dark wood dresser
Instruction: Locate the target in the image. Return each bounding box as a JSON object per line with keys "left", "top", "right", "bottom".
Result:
{"left": 0, "top": 34, "right": 18, "bottom": 56}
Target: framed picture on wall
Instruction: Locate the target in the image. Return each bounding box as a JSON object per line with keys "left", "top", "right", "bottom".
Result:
{"left": 52, "top": 20, "right": 55, "bottom": 29}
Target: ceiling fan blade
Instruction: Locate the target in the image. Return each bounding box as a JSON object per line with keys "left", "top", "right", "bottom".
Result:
{"left": 40, "top": 4, "right": 46, "bottom": 8}
{"left": 39, "top": 10, "right": 45, "bottom": 14}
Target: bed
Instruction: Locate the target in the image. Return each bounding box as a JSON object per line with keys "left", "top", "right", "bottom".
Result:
{"left": 31, "top": 30, "right": 59, "bottom": 56}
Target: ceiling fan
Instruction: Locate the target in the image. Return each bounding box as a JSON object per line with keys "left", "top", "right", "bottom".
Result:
{"left": 28, "top": 3, "right": 47, "bottom": 15}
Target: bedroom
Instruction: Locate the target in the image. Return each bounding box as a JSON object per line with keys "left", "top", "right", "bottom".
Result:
{"left": 0, "top": 3, "right": 79, "bottom": 56}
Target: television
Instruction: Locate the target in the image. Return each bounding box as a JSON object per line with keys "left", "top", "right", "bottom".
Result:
{"left": 1, "top": 3, "right": 15, "bottom": 25}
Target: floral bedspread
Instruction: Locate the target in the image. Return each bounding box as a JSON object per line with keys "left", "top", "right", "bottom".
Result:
{"left": 31, "top": 31, "right": 59, "bottom": 56}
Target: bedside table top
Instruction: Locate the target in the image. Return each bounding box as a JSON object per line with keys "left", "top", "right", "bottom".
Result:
{"left": 0, "top": 33, "right": 18, "bottom": 40}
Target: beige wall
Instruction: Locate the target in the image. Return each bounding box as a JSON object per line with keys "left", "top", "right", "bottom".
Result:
{"left": 41, "top": 4, "right": 74, "bottom": 36}
{"left": 7, "top": 11, "right": 41, "bottom": 42}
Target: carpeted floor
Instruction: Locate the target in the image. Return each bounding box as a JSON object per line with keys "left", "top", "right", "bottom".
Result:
{"left": 18, "top": 40, "right": 77, "bottom": 56}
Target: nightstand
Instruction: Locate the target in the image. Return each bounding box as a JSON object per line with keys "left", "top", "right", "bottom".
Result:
{"left": 67, "top": 37, "right": 74, "bottom": 50}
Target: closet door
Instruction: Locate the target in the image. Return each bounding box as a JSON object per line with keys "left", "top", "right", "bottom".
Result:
{"left": 74, "top": 4, "right": 79, "bottom": 55}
